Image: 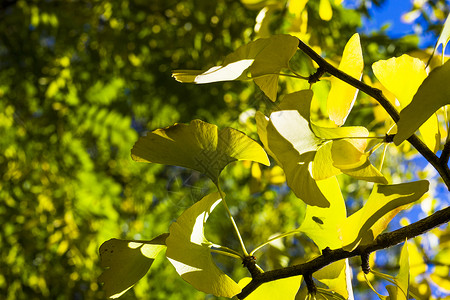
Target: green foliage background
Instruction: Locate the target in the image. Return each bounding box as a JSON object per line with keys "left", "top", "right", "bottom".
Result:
{"left": 1, "top": 0, "right": 448, "bottom": 299}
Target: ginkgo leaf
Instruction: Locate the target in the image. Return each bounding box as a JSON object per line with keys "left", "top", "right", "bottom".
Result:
{"left": 131, "top": 119, "right": 269, "bottom": 183}
{"left": 372, "top": 55, "right": 440, "bottom": 151}
{"left": 165, "top": 192, "right": 241, "bottom": 297}
{"left": 428, "top": 12, "right": 450, "bottom": 66}
{"left": 327, "top": 33, "right": 363, "bottom": 126}
{"left": 98, "top": 234, "right": 168, "bottom": 299}
{"left": 340, "top": 181, "right": 429, "bottom": 251}
{"left": 173, "top": 35, "right": 299, "bottom": 101}
{"left": 393, "top": 241, "right": 410, "bottom": 300}
{"left": 256, "top": 90, "right": 386, "bottom": 205}
{"left": 238, "top": 275, "right": 302, "bottom": 299}
{"left": 297, "top": 176, "right": 346, "bottom": 249}
{"left": 172, "top": 60, "right": 255, "bottom": 83}
{"left": 314, "top": 260, "right": 353, "bottom": 299}
{"left": 394, "top": 60, "right": 450, "bottom": 146}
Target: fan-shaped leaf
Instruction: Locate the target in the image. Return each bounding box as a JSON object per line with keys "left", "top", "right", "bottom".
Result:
{"left": 327, "top": 33, "right": 363, "bottom": 126}
{"left": 173, "top": 35, "right": 299, "bottom": 101}
{"left": 165, "top": 192, "right": 241, "bottom": 297}
{"left": 98, "top": 234, "right": 168, "bottom": 299}
{"left": 131, "top": 119, "right": 269, "bottom": 183}
{"left": 372, "top": 55, "right": 440, "bottom": 151}
{"left": 394, "top": 60, "right": 450, "bottom": 146}
{"left": 297, "top": 176, "right": 346, "bottom": 248}
{"left": 238, "top": 276, "right": 302, "bottom": 299}
{"left": 340, "top": 181, "right": 429, "bottom": 251}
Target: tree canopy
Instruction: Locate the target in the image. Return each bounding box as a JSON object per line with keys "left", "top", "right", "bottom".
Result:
{"left": 1, "top": 0, "right": 449, "bottom": 299}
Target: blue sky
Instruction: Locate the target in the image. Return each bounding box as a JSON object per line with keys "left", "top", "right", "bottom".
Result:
{"left": 345, "top": 0, "right": 450, "bottom": 50}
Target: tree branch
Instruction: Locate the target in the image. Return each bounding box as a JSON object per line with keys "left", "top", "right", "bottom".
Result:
{"left": 237, "top": 206, "right": 450, "bottom": 299}
{"left": 296, "top": 38, "right": 450, "bottom": 190}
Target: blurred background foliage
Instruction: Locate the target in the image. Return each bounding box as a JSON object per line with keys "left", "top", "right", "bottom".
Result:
{"left": 0, "top": 0, "right": 449, "bottom": 299}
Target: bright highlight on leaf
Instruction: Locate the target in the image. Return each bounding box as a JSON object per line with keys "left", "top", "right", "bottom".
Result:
{"left": 428, "top": 12, "right": 450, "bottom": 66}
{"left": 340, "top": 181, "right": 429, "bottom": 251}
{"left": 238, "top": 275, "right": 302, "bottom": 299}
{"left": 372, "top": 55, "right": 440, "bottom": 151}
{"left": 327, "top": 33, "right": 363, "bottom": 126}
{"left": 394, "top": 60, "right": 450, "bottom": 147}
{"left": 172, "top": 34, "right": 299, "bottom": 101}
{"left": 165, "top": 192, "right": 241, "bottom": 297}
{"left": 256, "top": 90, "right": 386, "bottom": 206}
{"left": 172, "top": 59, "right": 254, "bottom": 84}
{"left": 131, "top": 119, "right": 269, "bottom": 183}
{"left": 98, "top": 234, "right": 168, "bottom": 299}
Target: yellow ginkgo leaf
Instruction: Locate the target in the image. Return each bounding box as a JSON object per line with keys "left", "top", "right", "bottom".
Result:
{"left": 173, "top": 35, "right": 299, "bottom": 101}
{"left": 319, "top": 0, "right": 332, "bottom": 21}
{"left": 98, "top": 234, "right": 168, "bottom": 299}
{"left": 327, "top": 33, "right": 364, "bottom": 126}
{"left": 394, "top": 60, "right": 450, "bottom": 148}
{"left": 372, "top": 55, "right": 440, "bottom": 152}
{"left": 340, "top": 181, "right": 429, "bottom": 251}
{"left": 166, "top": 192, "right": 241, "bottom": 298}
{"left": 131, "top": 119, "right": 269, "bottom": 183}
{"left": 238, "top": 276, "right": 302, "bottom": 299}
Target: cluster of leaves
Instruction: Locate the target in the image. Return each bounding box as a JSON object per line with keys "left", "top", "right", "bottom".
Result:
{"left": 99, "top": 11, "right": 450, "bottom": 300}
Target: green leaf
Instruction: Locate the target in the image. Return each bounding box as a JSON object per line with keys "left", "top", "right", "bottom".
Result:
{"left": 172, "top": 35, "right": 299, "bottom": 101}
{"left": 372, "top": 55, "right": 440, "bottom": 151}
{"left": 340, "top": 181, "right": 429, "bottom": 251}
{"left": 327, "top": 33, "right": 364, "bottom": 126}
{"left": 98, "top": 234, "right": 168, "bottom": 299}
{"left": 238, "top": 275, "right": 302, "bottom": 299}
{"left": 165, "top": 192, "right": 241, "bottom": 297}
{"left": 394, "top": 60, "right": 450, "bottom": 146}
{"left": 131, "top": 119, "right": 269, "bottom": 183}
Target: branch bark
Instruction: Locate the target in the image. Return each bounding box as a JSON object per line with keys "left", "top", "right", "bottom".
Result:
{"left": 237, "top": 206, "right": 450, "bottom": 299}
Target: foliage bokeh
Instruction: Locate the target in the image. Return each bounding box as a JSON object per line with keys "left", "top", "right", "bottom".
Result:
{"left": 1, "top": 0, "right": 449, "bottom": 299}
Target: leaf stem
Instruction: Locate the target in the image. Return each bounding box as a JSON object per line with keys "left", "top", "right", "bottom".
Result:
{"left": 250, "top": 229, "right": 299, "bottom": 255}
{"left": 215, "top": 183, "right": 249, "bottom": 256}
{"left": 209, "top": 248, "right": 243, "bottom": 260}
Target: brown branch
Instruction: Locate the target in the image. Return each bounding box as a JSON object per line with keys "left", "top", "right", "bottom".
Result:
{"left": 298, "top": 38, "right": 450, "bottom": 190}
{"left": 237, "top": 206, "right": 450, "bottom": 299}
{"left": 441, "top": 140, "right": 450, "bottom": 166}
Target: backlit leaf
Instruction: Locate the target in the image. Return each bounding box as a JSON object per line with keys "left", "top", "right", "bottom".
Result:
{"left": 131, "top": 119, "right": 269, "bottom": 183}
{"left": 256, "top": 90, "right": 386, "bottom": 205}
{"left": 428, "top": 12, "right": 450, "bottom": 65}
{"left": 327, "top": 33, "right": 363, "bottom": 126}
{"left": 297, "top": 176, "right": 346, "bottom": 248}
{"left": 314, "top": 260, "right": 353, "bottom": 299}
{"left": 238, "top": 275, "right": 302, "bottom": 299}
{"left": 340, "top": 181, "right": 429, "bottom": 251}
{"left": 373, "top": 55, "right": 440, "bottom": 151}
{"left": 394, "top": 60, "right": 450, "bottom": 146}
{"left": 98, "top": 234, "right": 168, "bottom": 299}
{"left": 173, "top": 35, "right": 299, "bottom": 101}
{"left": 165, "top": 192, "right": 241, "bottom": 297}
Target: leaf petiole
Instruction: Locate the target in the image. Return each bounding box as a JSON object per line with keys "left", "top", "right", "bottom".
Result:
{"left": 216, "top": 183, "right": 249, "bottom": 256}
{"left": 209, "top": 248, "right": 243, "bottom": 260}
{"left": 250, "top": 229, "right": 299, "bottom": 256}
